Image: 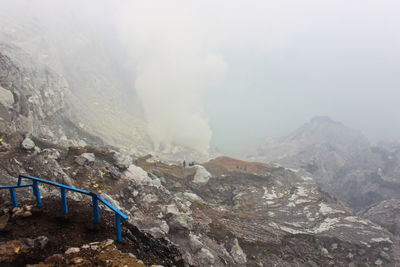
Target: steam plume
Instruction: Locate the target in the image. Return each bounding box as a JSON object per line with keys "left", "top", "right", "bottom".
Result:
{"left": 116, "top": 1, "right": 227, "bottom": 153}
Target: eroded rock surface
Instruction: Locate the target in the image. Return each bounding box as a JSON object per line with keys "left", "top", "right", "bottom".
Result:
{"left": 0, "top": 137, "right": 399, "bottom": 266}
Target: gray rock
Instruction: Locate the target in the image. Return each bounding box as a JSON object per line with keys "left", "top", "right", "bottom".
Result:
{"left": 183, "top": 192, "right": 203, "bottom": 203}
{"left": 375, "top": 258, "right": 383, "bottom": 266}
{"left": 159, "top": 220, "right": 169, "bottom": 234}
{"left": 193, "top": 166, "right": 211, "bottom": 185}
{"left": 196, "top": 248, "right": 215, "bottom": 266}
{"left": 230, "top": 238, "right": 247, "bottom": 264}
{"left": 21, "top": 137, "right": 35, "bottom": 150}
{"left": 101, "top": 193, "right": 123, "bottom": 211}
{"left": 189, "top": 233, "right": 203, "bottom": 252}
{"left": 142, "top": 194, "right": 159, "bottom": 205}
{"left": 167, "top": 213, "right": 193, "bottom": 232}
{"left": 75, "top": 153, "right": 95, "bottom": 165}
{"left": 113, "top": 152, "right": 132, "bottom": 169}
{"left": 65, "top": 247, "right": 80, "bottom": 254}
{"left": 41, "top": 148, "right": 61, "bottom": 160}
{"left": 379, "top": 251, "right": 390, "bottom": 261}
{"left": 0, "top": 86, "right": 14, "bottom": 108}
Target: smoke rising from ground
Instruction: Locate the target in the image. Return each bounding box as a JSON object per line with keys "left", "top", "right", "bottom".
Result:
{"left": 116, "top": 1, "right": 227, "bottom": 153}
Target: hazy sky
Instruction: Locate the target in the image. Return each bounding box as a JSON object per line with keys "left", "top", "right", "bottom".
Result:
{"left": 198, "top": 1, "right": 400, "bottom": 154}
{"left": 2, "top": 0, "right": 400, "bottom": 156}
{"left": 116, "top": 0, "right": 400, "bottom": 155}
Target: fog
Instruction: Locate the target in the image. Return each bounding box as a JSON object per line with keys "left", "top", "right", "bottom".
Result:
{"left": 1, "top": 0, "right": 400, "bottom": 156}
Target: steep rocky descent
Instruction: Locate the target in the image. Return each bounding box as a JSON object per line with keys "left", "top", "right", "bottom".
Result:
{"left": 359, "top": 199, "right": 400, "bottom": 236}
{"left": 0, "top": 44, "right": 104, "bottom": 148}
{"left": 247, "top": 116, "right": 400, "bottom": 211}
{"left": 0, "top": 197, "right": 183, "bottom": 267}
{"left": 0, "top": 135, "right": 398, "bottom": 266}
{"left": 0, "top": 8, "right": 153, "bottom": 155}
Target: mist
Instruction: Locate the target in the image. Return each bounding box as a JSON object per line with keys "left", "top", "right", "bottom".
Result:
{"left": 115, "top": 1, "right": 227, "bottom": 153}
{"left": 1, "top": 0, "right": 400, "bottom": 156}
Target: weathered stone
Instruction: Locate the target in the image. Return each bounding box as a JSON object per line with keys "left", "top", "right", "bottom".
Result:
{"left": 22, "top": 211, "right": 32, "bottom": 217}
{"left": 193, "top": 166, "right": 211, "bottom": 185}
{"left": 189, "top": 233, "right": 203, "bottom": 252}
{"left": 167, "top": 213, "right": 193, "bottom": 232}
{"left": 101, "top": 193, "right": 122, "bottom": 210}
{"left": 65, "top": 247, "right": 80, "bottom": 254}
{"left": 75, "top": 153, "right": 95, "bottom": 165}
{"left": 71, "top": 257, "right": 84, "bottom": 264}
{"left": 0, "top": 86, "right": 14, "bottom": 108}
{"left": 183, "top": 192, "right": 203, "bottom": 203}
{"left": 164, "top": 204, "right": 179, "bottom": 215}
{"left": 21, "top": 137, "right": 35, "bottom": 150}
{"left": 113, "top": 152, "right": 132, "bottom": 169}
{"left": 159, "top": 220, "right": 169, "bottom": 234}
{"left": 142, "top": 194, "right": 158, "bottom": 204}
{"left": 379, "top": 251, "right": 390, "bottom": 261}
{"left": 104, "top": 239, "right": 114, "bottom": 247}
{"left": 196, "top": 248, "right": 214, "bottom": 266}
{"left": 230, "top": 238, "right": 247, "bottom": 264}
{"left": 41, "top": 148, "right": 61, "bottom": 160}
{"left": 124, "top": 165, "right": 152, "bottom": 185}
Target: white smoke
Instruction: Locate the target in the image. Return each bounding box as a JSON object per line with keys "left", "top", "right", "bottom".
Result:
{"left": 115, "top": 1, "right": 227, "bottom": 153}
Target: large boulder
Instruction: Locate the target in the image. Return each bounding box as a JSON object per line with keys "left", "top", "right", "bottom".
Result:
{"left": 113, "top": 152, "right": 132, "bottom": 169}
{"left": 75, "top": 153, "right": 95, "bottom": 166}
{"left": 167, "top": 213, "right": 193, "bottom": 233}
{"left": 193, "top": 165, "right": 211, "bottom": 185}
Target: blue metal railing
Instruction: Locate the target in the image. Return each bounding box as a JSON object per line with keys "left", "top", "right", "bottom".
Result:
{"left": 0, "top": 174, "right": 128, "bottom": 242}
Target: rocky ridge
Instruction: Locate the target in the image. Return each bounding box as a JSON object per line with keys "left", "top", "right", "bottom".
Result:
{"left": 248, "top": 116, "right": 400, "bottom": 211}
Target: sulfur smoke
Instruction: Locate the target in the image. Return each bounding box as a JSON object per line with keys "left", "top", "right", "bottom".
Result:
{"left": 116, "top": 1, "right": 227, "bottom": 154}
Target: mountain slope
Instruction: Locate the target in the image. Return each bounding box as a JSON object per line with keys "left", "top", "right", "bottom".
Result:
{"left": 248, "top": 116, "right": 400, "bottom": 211}
{"left": 2, "top": 136, "right": 398, "bottom": 266}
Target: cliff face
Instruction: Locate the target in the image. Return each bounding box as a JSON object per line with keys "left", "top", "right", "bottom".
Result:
{"left": 0, "top": 6, "right": 153, "bottom": 154}
{"left": 0, "top": 44, "right": 98, "bottom": 146}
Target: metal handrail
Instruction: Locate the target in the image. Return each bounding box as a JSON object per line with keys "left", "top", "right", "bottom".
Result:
{"left": 0, "top": 174, "right": 128, "bottom": 242}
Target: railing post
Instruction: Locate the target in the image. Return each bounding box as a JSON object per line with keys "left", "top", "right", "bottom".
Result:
{"left": 60, "top": 187, "right": 68, "bottom": 214}
{"left": 115, "top": 214, "right": 122, "bottom": 243}
{"left": 9, "top": 188, "right": 17, "bottom": 207}
{"left": 92, "top": 194, "right": 100, "bottom": 224}
{"left": 18, "top": 175, "right": 22, "bottom": 186}
{"left": 32, "top": 181, "right": 42, "bottom": 208}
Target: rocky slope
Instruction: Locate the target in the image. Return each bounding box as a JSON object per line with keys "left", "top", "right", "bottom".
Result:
{"left": 0, "top": 44, "right": 105, "bottom": 148}
{"left": 0, "top": 197, "right": 182, "bottom": 267}
{"left": 248, "top": 116, "right": 400, "bottom": 211}
{"left": 0, "top": 134, "right": 398, "bottom": 266}
{"left": 0, "top": 5, "right": 210, "bottom": 159}
{"left": 0, "top": 5, "right": 154, "bottom": 154}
